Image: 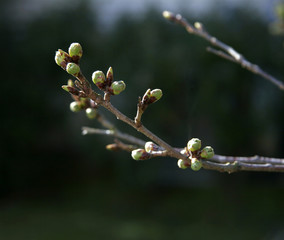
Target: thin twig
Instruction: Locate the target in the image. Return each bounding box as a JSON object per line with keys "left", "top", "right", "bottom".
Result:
{"left": 82, "top": 126, "right": 146, "bottom": 147}
{"left": 163, "top": 11, "right": 284, "bottom": 90}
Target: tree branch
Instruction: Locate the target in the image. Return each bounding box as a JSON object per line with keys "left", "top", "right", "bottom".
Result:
{"left": 163, "top": 11, "right": 284, "bottom": 90}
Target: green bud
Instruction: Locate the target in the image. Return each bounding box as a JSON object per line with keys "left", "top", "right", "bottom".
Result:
{"left": 110, "top": 81, "right": 126, "bottom": 95}
{"left": 55, "top": 49, "right": 68, "bottom": 68}
{"left": 131, "top": 149, "right": 151, "bottom": 161}
{"left": 200, "top": 146, "right": 214, "bottom": 159}
{"left": 144, "top": 141, "right": 159, "bottom": 153}
{"left": 68, "top": 42, "right": 83, "bottom": 58}
{"left": 177, "top": 159, "right": 188, "bottom": 169}
{"left": 150, "top": 89, "right": 162, "bottom": 103}
{"left": 92, "top": 70, "right": 106, "bottom": 88}
{"left": 66, "top": 63, "right": 80, "bottom": 76}
{"left": 187, "top": 138, "right": 202, "bottom": 152}
{"left": 106, "top": 66, "right": 114, "bottom": 86}
{"left": 85, "top": 108, "right": 97, "bottom": 119}
{"left": 162, "top": 11, "right": 174, "bottom": 20}
{"left": 191, "top": 158, "right": 202, "bottom": 171}
{"left": 68, "top": 79, "right": 74, "bottom": 87}
{"left": 70, "top": 101, "right": 81, "bottom": 112}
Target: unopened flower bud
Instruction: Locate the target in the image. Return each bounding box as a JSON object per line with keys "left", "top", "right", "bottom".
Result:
{"left": 68, "top": 42, "right": 83, "bottom": 58}
{"left": 70, "top": 101, "right": 81, "bottom": 112}
{"left": 191, "top": 158, "right": 202, "bottom": 171}
{"left": 177, "top": 159, "right": 188, "bottom": 169}
{"left": 200, "top": 146, "right": 214, "bottom": 159}
{"left": 144, "top": 141, "right": 159, "bottom": 153}
{"left": 187, "top": 138, "right": 202, "bottom": 152}
{"left": 106, "top": 66, "right": 114, "bottom": 86}
{"left": 92, "top": 71, "right": 106, "bottom": 89}
{"left": 85, "top": 108, "right": 97, "bottom": 119}
{"left": 131, "top": 149, "right": 151, "bottom": 161}
{"left": 55, "top": 49, "right": 69, "bottom": 68}
{"left": 149, "top": 89, "right": 162, "bottom": 103}
{"left": 110, "top": 81, "right": 126, "bottom": 95}
{"left": 66, "top": 63, "right": 80, "bottom": 76}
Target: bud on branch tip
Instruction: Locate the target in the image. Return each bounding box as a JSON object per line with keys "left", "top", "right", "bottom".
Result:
{"left": 131, "top": 149, "right": 151, "bottom": 160}
{"left": 68, "top": 43, "right": 83, "bottom": 58}
{"left": 187, "top": 138, "right": 202, "bottom": 152}
{"left": 111, "top": 81, "right": 126, "bottom": 95}
{"left": 66, "top": 63, "right": 80, "bottom": 77}
{"left": 200, "top": 146, "right": 214, "bottom": 159}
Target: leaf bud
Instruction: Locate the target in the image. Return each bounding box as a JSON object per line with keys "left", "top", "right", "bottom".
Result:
{"left": 70, "top": 101, "right": 81, "bottom": 112}
{"left": 68, "top": 42, "right": 83, "bottom": 58}
{"left": 66, "top": 63, "right": 80, "bottom": 77}
{"left": 85, "top": 108, "right": 97, "bottom": 119}
{"left": 177, "top": 159, "right": 189, "bottom": 169}
{"left": 191, "top": 158, "right": 202, "bottom": 171}
{"left": 149, "top": 89, "right": 162, "bottom": 103}
{"left": 110, "top": 81, "right": 126, "bottom": 95}
{"left": 106, "top": 67, "right": 114, "bottom": 86}
{"left": 131, "top": 149, "right": 151, "bottom": 161}
{"left": 187, "top": 138, "right": 202, "bottom": 152}
{"left": 200, "top": 146, "right": 214, "bottom": 159}
{"left": 144, "top": 141, "right": 159, "bottom": 153}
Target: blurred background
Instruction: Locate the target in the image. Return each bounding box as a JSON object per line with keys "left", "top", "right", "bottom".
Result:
{"left": 1, "top": 0, "right": 284, "bottom": 239}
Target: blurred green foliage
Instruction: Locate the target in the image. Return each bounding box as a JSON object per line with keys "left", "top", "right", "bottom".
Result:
{"left": 1, "top": 0, "right": 284, "bottom": 238}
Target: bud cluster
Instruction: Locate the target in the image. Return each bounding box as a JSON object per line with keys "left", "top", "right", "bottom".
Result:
{"left": 55, "top": 42, "right": 83, "bottom": 77}
{"left": 177, "top": 138, "right": 214, "bottom": 171}
{"left": 141, "top": 89, "right": 163, "bottom": 108}
{"left": 91, "top": 67, "right": 126, "bottom": 95}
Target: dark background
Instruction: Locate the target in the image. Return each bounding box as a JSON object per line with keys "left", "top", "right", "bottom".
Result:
{"left": 1, "top": 0, "right": 284, "bottom": 239}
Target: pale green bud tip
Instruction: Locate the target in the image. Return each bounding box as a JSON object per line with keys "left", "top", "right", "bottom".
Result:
{"left": 177, "top": 159, "right": 188, "bottom": 169}
{"left": 187, "top": 138, "right": 202, "bottom": 152}
{"left": 107, "top": 67, "right": 113, "bottom": 77}
{"left": 131, "top": 149, "right": 150, "bottom": 161}
{"left": 200, "top": 146, "right": 214, "bottom": 159}
{"left": 66, "top": 63, "right": 80, "bottom": 76}
{"left": 191, "top": 158, "right": 202, "bottom": 171}
{"left": 92, "top": 71, "right": 106, "bottom": 84}
{"left": 68, "top": 79, "right": 74, "bottom": 87}
{"left": 162, "top": 11, "right": 173, "bottom": 20}
{"left": 86, "top": 108, "right": 97, "bottom": 119}
{"left": 111, "top": 81, "right": 126, "bottom": 95}
{"left": 70, "top": 101, "right": 81, "bottom": 112}
{"left": 55, "top": 50, "right": 66, "bottom": 66}
{"left": 62, "top": 85, "right": 69, "bottom": 92}
{"left": 150, "top": 89, "right": 162, "bottom": 102}
{"left": 145, "top": 141, "right": 159, "bottom": 153}
{"left": 68, "top": 42, "right": 83, "bottom": 58}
